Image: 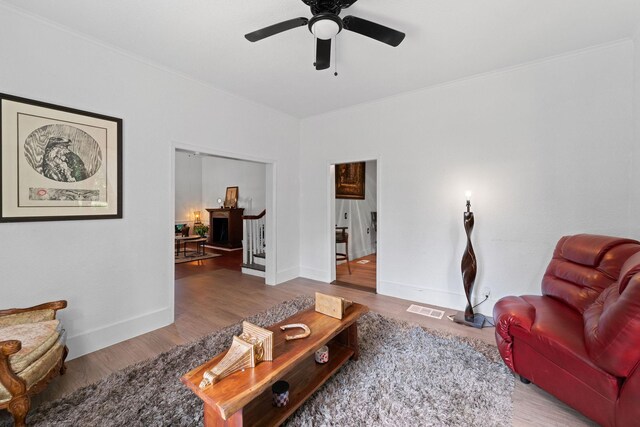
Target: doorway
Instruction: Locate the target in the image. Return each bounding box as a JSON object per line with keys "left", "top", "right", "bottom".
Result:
{"left": 331, "top": 160, "right": 377, "bottom": 292}
{"left": 172, "top": 146, "right": 277, "bottom": 285}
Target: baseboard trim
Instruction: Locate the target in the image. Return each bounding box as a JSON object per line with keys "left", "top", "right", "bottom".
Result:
{"left": 377, "top": 280, "right": 495, "bottom": 316}
{"left": 242, "top": 267, "right": 265, "bottom": 278}
{"left": 65, "top": 306, "right": 173, "bottom": 360}
{"left": 275, "top": 267, "right": 299, "bottom": 284}
{"left": 299, "top": 266, "right": 330, "bottom": 283}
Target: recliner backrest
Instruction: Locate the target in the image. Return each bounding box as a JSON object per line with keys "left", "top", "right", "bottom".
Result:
{"left": 542, "top": 234, "right": 640, "bottom": 313}
{"left": 584, "top": 252, "right": 640, "bottom": 377}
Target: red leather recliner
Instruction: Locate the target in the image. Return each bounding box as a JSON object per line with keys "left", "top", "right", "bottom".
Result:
{"left": 493, "top": 234, "right": 640, "bottom": 426}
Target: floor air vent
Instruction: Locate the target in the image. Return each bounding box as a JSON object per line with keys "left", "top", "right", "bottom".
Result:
{"left": 406, "top": 304, "right": 445, "bottom": 320}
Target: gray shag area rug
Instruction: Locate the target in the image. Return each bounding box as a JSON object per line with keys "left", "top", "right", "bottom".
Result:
{"left": 2, "top": 296, "right": 514, "bottom": 426}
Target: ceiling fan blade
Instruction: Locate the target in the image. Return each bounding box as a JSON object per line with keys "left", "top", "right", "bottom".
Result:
{"left": 245, "top": 17, "right": 309, "bottom": 42}
{"left": 342, "top": 15, "right": 405, "bottom": 47}
{"left": 315, "top": 38, "right": 331, "bottom": 70}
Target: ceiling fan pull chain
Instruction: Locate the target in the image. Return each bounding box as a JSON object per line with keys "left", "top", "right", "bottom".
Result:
{"left": 334, "top": 37, "right": 338, "bottom": 76}
{"left": 313, "top": 36, "right": 317, "bottom": 68}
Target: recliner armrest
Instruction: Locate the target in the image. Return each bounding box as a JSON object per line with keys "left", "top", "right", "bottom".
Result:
{"left": 494, "top": 296, "right": 535, "bottom": 336}
{"left": 493, "top": 296, "right": 536, "bottom": 371}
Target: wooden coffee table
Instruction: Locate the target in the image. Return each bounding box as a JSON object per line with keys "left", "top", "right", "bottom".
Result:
{"left": 181, "top": 302, "right": 368, "bottom": 426}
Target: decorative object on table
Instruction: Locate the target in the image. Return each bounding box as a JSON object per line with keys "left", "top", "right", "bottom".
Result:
{"left": 224, "top": 186, "right": 238, "bottom": 208}
{"left": 453, "top": 191, "right": 487, "bottom": 328}
{"left": 271, "top": 380, "right": 290, "bottom": 407}
{"left": 193, "top": 223, "right": 208, "bottom": 237}
{"left": 280, "top": 323, "right": 311, "bottom": 341}
{"left": 315, "top": 292, "right": 353, "bottom": 319}
{"left": 217, "top": 198, "right": 223, "bottom": 208}
{"left": 198, "top": 321, "right": 273, "bottom": 389}
{"left": 193, "top": 210, "right": 202, "bottom": 225}
{"left": 335, "top": 162, "right": 365, "bottom": 199}
{"left": 314, "top": 345, "right": 329, "bottom": 364}
{"left": 0, "top": 93, "right": 122, "bottom": 222}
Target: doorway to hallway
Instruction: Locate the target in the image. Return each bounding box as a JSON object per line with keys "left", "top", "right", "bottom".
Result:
{"left": 331, "top": 160, "right": 377, "bottom": 293}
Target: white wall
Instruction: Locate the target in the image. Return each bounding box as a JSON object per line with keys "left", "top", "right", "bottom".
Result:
{"left": 300, "top": 41, "right": 636, "bottom": 314}
{"left": 175, "top": 151, "right": 203, "bottom": 225}
{"left": 0, "top": 6, "right": 300, "bottom": 359}
{"left": 335, "top": 160, "right": 377, "bottom": 260}
{"left": 175, "top": 154, "right": 266, "bottom": 231}
{"left": 202, "top": 157, "right": 266, "bottom": 215}
{"left": 633, "top": 27, "right": 640, "bottom": 233}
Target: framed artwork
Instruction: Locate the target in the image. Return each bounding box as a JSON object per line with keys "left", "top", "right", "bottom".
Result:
{"left": 0, "top": 93, "right": 122, "bottom": 222}
{"left": 335, "top": 162, "right": 365, "bottom": 199}
{"left": 224, "top": 186, "right": 238, "bottom": 208}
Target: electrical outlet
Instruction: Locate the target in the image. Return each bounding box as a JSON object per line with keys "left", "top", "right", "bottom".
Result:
{"left": 344, "top": 212, "right": 347, "bottom": 219}
{"left": 481, "top": 287, "right": 491, "bottom": 299}
{"left": 367, "top": 228, "right": 370, "bottom": 234}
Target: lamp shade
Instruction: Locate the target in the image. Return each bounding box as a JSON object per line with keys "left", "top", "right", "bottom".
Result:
{"left": 311, "top": 18, "right": 340, "bottom": 40}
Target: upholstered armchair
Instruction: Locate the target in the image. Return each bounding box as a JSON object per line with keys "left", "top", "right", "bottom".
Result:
{"left": 0, "top": 301, "right": 68, "bottom": 427}
{"left": 494, "top": 235, "right": 640, "bottom": 426}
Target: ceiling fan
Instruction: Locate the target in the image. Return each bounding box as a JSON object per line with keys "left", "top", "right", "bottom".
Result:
{"left": 244, "top": 0, "right": 406, "bottom": 71}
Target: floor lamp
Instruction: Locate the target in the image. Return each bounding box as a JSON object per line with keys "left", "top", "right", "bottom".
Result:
{"left": 453, "top": 191, "right": 487, "bottom": 328}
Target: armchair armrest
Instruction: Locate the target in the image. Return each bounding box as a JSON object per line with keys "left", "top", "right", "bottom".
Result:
{"left": 493, "top": 296, "right": 536, "bottom": 371}
{"left": 0, "top": 340, "right": 27, "bottom": 399}
{"left": 0, "top": 300, "right": 67, "bottom": 318}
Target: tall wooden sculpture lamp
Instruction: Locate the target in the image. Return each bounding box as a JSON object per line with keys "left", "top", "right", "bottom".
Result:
{"left": 453, "top": 191, "right": 487, "bottom": 328}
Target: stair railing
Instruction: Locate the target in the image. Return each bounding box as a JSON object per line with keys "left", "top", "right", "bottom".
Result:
{"left": 242, "top": 209, "right": 266, "bottom": 266}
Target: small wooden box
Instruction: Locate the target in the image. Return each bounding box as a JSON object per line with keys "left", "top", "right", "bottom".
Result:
{"left": 315, "top": 292, "right": 352, "bottom": 320}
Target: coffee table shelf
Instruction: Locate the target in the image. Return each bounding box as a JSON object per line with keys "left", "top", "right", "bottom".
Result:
{"left": 242, "top": 341, "right": 353, "bottom": 426}
{"left": 181, "top": 303, "right": 368, "bottom": 427}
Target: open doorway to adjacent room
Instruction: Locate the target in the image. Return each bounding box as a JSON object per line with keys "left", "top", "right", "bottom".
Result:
{"left": 173, "top": 149, "right": 272, "bottom": 282}
{"left": 331, "top": 160, "right": 378, "bottom": 293}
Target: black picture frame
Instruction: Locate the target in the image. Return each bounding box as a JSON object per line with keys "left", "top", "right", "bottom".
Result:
{"left": 0, "top": 93, "right": 123, "bottom": 222}
{"left": 335, "top": 162, "right": 365, "bottom": 200}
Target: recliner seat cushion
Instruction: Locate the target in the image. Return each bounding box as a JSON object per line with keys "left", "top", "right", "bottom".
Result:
{"left": 511, "top": 296, "right": 619, "bottom": 401}
{"left": 0, "top": 319, "right": 60, "bottom": 373}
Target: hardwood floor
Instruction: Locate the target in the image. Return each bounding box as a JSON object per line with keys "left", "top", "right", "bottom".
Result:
{"left": 335, "top": 253, "right": 376, "bottom": 292}
{"left": 31, "top": 264, "right": 596, "bottom": 426}
{"left": 174, "top": 246, "right": 243, "bottom": 280}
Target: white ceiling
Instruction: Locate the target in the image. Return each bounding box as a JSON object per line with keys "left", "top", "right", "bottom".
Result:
{"left": 3, "top": 0, "right": 640, "bottom": 117}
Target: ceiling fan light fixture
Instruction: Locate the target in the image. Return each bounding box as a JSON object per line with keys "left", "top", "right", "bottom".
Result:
{"left": 309, "top": 14, "right": 343, "bottom": 40}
